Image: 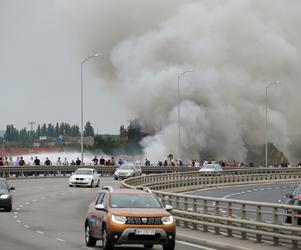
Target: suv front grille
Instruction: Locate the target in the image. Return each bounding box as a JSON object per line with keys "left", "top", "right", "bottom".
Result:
{"left": 126, "top": 217, "right": 163, "bottom": 225}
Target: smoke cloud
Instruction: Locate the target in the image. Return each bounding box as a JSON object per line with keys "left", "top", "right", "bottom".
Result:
{"left": 69, "top": 0, "right": 301, "bottom": 162}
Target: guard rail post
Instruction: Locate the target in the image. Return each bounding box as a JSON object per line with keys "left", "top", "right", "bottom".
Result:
{"left": 192, "top": 198, "right": 198, "bottom": 230}
{"left": 292, "top": 209, "right": 298, "bottom": 249}
{"left": 214, "top": 201, "right": 220, "bottom": 235}
{"left": 184, "top": 197, "right": 188, "bottom": 228}
{"left": 227, "top": 201, "right": 233, "bottom": 237}
{"left": 175, "top": 196, "right": 180, "bottom": 226}
{"left": 241, "top": 203, "right": 247, "bottom": 240}
{"left": 273, "top": 207, "right": 279, "bottom": 246}
{"left": 203, "top": 199, "right": 208, "bottom": 232}
{"left": 256, "top": 205, "right": 262, "bottom": 243}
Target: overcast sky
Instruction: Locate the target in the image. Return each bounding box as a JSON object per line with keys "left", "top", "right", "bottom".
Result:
{"left": 0, "top": 0, "right": 185, "bottom": 134}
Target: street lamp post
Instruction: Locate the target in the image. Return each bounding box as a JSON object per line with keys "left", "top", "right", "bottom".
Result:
{"left": 265, "top": 81, "right": 280, "bottom": 168}
{"left": 81, "top": 53, "right": 102, "bottom": 165}
{"left": 177, "top": 69, "right": 199, "bottom": 160}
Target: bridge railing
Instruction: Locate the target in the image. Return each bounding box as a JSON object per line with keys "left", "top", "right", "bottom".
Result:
{"left": 122, "top": 168, "right": 301, "bottom": 248}
{"left": 0, "top": 165, "right": 202, "bottom": 177}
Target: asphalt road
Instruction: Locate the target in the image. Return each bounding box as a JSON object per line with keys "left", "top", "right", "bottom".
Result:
{"left": 0, "top": 177, "right": 213, "bottom": 250}
{"left": 187, "top": 182, "right": 301, "bottom": 204}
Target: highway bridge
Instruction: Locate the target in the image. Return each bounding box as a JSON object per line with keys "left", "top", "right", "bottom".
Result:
{"left": 0, "top": 166, "right": 301, "bottom": 250}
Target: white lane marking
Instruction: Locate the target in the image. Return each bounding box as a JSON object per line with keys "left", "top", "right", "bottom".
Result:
{"left": 32, "top": 200, "right": 37, "bottom": 202}
{"left": 13, "top": 212, "right": 18, "bottom": 214}
{"left": 267, "top": 187, "right": 272, "bottom": 190}
{"left": 176, "top": 240, "right": 217, "bottom": 250}
{"left": 36, "top": 231, "right": 44, "bottom": 235}
{"left": 55, "top": 238, "right": 65, "bottom": 242}
{"left": 260, "top": 188, "right": 265, "bottom": 191}
{"left": 16, "top": 208, "right": 20, "bottom": 211}
{"left": 19, "top": 205, "right": 23, "bottom": 208}
{"left": 13, "top": 216, "right": 18, "bottom": 219}
{"left": 25, "top": 202, "right": 29, "bottom": 205}
{"left": 41, "top": 197, "right": 46, "bottom": 200}
{"left": 235, "top": 193, "right": 241, "bottom": 195}
{"left": 24, "top": 225, "right": 30, "bottom": 228}
{"left": 241, "top": 191, "right": 245, "bottom": 194}
{"left": 253, "top": 189, "right": 258, "bottom": 191}
{"left": 16, "top": 220, "right": 21, "bottom": 223}
{"left": 247, "top": 190, "right": 252, "bottom": 193}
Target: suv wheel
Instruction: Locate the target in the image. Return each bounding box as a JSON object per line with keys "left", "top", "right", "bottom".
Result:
{"left": 90, "top": 180, "right": 94, "bottom": 188}
{"left": 163, "top": 243, "right": 175, "bottom": 250}
{"left": 102, "top": 226, "right": 113, "bottom": 250}
{"left": 96, "top": 180, "right": 100, "bottom": 187}
{"left": 144, "top": 244, "right": 153, "bottom": 248}
{"left": 85, "top": 223, "right": 97, "bottom": 247}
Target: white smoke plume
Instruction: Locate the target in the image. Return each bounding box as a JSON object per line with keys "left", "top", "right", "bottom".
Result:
{"left": 66, "top": 0, "right": 301, "bottom": 162}
{"left": 109, "top": 0, "right": 301, "bottom": 162}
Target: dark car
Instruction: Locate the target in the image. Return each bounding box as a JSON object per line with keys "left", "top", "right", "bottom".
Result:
{"left": 85, "top": 186, "right": 176, "bottom": 250}
{"left": 285, "top": 184, "right": 301, "bottom": 224}
{"left": 0, "top": 178, "right": 15, "bottom": 212}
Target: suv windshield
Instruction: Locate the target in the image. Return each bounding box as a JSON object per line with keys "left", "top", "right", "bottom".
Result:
{"left": 110, "top": 194, "right": 161, "bottom": 208}
{"left": 74, "top": 170, "right": 93, "bottom": 175}
{"left": 0, "top": 181, "right": 7, "bottom": 189}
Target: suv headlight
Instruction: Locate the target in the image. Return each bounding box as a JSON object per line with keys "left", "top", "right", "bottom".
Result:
{"left": 161, "top": 216, "right": 174, "bottom": 225}
{"left": 0, "top": 194, "right": 10, "bottom": 199}
{"left": 112, "top": 215, "right": 127, "bottom": 224}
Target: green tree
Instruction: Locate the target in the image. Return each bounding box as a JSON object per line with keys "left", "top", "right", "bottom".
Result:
{"left": 84, "top": 121, "right": 94, "bottom": 136}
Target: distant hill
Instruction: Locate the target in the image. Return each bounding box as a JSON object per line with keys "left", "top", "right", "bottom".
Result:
{"left": 0, "top": 130, "right": 4, "bottom": 138}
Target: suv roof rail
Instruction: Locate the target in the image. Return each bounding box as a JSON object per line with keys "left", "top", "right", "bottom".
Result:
{"left": 136, "top": 186, "right": 152, "bottom": 193}
{"left": 102, "top": 186, "right": 114, "bottom": 192}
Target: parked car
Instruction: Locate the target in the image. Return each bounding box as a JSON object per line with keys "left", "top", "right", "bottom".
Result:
{"left": 199, "top": 163, "right": 223, "bottom": 172}
{"left": 0, "top": 178, "right": 15, "bottom": 212}
{"left": 113, "top": 164, "right": 140, "bottom": 180}
{"left": 285, "top": 184, "right": 301, "bottom": 224}
{"left": 69, "top": 168, "right": 100, "bottom": 188}
{"left": 84, "top": 186, "right": 176, "bottom": 250}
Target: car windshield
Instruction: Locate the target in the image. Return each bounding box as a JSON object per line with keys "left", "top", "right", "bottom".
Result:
{"left": 119, "top": 165, "right": 134, "bottom": 170}
{"left": 74, "top": 170, "right": 93, "bottom": 175}
{"left": 110, "top": 194, "right": 161, "bottom": 208}
{"left": 0, "top": 181, "right": 7, "bottom": 189}
{"left": 203, "top": 164, "right": 221, "bottom": 169}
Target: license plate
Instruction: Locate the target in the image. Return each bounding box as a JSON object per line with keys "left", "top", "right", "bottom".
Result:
{"left": 135, "top": 229, "right": 155, "bottom": 235}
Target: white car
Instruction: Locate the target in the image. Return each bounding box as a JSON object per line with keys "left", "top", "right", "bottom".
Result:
{"left": 199, "top": 163, "right": 223, "bottom": 172}
{"left": 69, "top": 168, "right": 100, "bottom": 187}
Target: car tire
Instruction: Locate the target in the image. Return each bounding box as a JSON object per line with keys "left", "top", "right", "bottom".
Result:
{"left": 69, "top": 184, "right": 73, "bottom": 187}
{"left": 5, "top": 204, "right": 12, "bottom": 212}
{"left": 90, "top": 180, "right": 94, "bottom": 188}
{"left": 144, "top": 244, "right": 153, "bottom": 249}
{"left": 85, "top": 223, "right": 97, "bottom": 247}
{"left": 96, "top": 180, "right": 100, "bottom": 187}
{"left": 102, "top": 225, "right": 113, "bottom": 250}
{"left": 163, "top": 243, "right": 175, "bottom": 250}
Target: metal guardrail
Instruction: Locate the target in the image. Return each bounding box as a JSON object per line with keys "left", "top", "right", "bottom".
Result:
{"left": 122, "top": 168, "right": 301, "bottom": 248}
{"left": 0, "top": 165, "right": 202, "bottom": 177}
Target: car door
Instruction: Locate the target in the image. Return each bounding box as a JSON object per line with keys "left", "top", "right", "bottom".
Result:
{"left": 94, "top": 192, "right": 107, "bottom": 238}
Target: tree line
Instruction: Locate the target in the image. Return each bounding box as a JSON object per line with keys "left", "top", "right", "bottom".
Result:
{"left": 3, "top": 121, "right": 95, "bottom": 143}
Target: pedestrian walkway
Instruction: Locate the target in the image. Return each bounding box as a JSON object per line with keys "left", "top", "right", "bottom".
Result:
{"left": 176, "top": 227, "right": 296, "bottom": 250}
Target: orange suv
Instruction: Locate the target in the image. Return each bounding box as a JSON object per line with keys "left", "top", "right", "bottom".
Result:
{"left": 84, "top": 186, "right": 176, "bottom": 250}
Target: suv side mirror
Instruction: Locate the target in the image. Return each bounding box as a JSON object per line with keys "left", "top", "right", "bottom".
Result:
{"left": 165, "top": 205, "right": 173, "bottom": 212}
{"left": 95, "top": 204, "right": 106, "bottom": 211}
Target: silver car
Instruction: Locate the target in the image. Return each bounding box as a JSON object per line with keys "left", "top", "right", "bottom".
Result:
{"left": 114, "top": 164, "right": 140, "bottom": 180}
